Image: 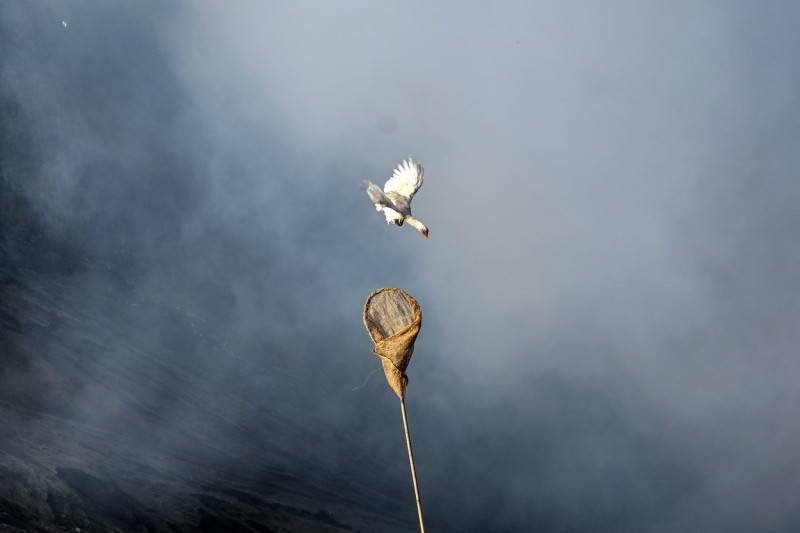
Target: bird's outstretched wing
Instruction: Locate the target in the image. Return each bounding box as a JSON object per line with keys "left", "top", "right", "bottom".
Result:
{"left": 383, "top": 157, "right": 424, "bottom": 202}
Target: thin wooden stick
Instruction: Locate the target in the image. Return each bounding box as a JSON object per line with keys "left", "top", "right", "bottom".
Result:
{"left": 401, "top": 397, "right": 425, "bottom": 533}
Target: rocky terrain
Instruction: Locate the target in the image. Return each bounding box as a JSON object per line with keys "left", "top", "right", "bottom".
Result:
{"left": 0, "top": 264, "right": 416, "bottom": 532}
{"left": 0, "top": 250, "right": 416, "bottom": 532}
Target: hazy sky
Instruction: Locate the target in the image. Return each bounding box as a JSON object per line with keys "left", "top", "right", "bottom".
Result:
{"left": 4, "top": 2, "right": 800, "bottom": 531}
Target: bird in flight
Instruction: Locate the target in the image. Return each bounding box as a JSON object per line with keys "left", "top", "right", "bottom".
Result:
{"left": 360, "top": 156, "right": 428, "bottom": 239}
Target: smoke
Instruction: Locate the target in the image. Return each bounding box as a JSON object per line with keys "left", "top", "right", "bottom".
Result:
{"left": 3, "top": 1, "right": 800, "bottom": 531}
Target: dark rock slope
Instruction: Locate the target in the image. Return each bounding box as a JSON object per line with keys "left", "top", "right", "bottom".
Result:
{"left": 0, "top": 265, "right": 413, "bottom": 532}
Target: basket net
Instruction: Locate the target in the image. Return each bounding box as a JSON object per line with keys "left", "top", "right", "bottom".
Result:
{"left": 363, "top": 288, "right": 422, "bottom": 399}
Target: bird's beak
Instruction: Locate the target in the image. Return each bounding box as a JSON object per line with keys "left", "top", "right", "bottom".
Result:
{"left": 422, "top": 230, "right": 428, "bottom": 239}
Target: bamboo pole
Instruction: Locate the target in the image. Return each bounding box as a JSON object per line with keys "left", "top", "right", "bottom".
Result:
{"left": 401, "top": 397, "right": 425, "bottom": 533}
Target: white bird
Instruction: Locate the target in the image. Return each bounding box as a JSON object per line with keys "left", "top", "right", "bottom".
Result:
{"left": 360, "top": 156, "right": 428, "bottom": 239}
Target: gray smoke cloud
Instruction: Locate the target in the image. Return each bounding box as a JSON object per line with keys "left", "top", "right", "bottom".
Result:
{"left": 3, "top": 1, "right": 800, "bottom": 531}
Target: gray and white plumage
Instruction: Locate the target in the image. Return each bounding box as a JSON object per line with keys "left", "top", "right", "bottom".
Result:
{"left": 360, "top": 156, "right": 429, "bottom": 239}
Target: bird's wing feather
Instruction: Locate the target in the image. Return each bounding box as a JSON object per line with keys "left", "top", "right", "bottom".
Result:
{"left": 361, "top": 179, "right": 390, "bottom": 206}
{"left": 383, "top": 157, "right": 424, "bottom": 202}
